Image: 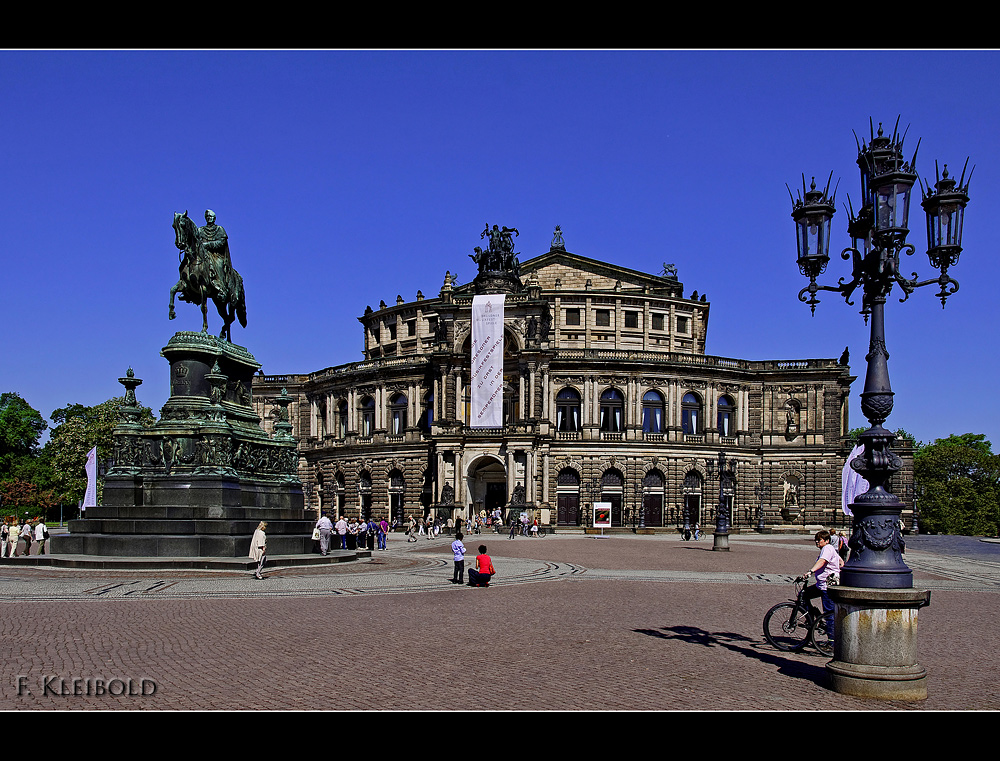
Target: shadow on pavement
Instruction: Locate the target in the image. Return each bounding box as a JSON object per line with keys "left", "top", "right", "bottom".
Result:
{"left": 633, "top": 624, "right": 829, "bottom": 686}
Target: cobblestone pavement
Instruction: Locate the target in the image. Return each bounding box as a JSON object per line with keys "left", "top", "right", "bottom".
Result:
{"left": 2, "top": 533, "right": 997, "bottom": 710}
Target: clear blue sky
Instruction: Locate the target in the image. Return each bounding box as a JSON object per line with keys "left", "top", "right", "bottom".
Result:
{"left": 2, "top": 50, "right": 998, "bottom": 448}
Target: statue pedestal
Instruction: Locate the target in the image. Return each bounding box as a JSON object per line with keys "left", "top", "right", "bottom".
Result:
{"left": 51, "top": 332, "right": 309, "bottom": 559}
{"left": 826, "top": 586, "right": 931, "bottom": 701}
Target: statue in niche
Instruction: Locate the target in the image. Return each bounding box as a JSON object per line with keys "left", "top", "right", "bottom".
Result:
{"left": 785, "top": 400, "right": 800, "bottom": 436}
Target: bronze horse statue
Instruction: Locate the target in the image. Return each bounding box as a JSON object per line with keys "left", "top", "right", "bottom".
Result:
{"left": 169, "top": 211, "right": 247, "bottom": 342}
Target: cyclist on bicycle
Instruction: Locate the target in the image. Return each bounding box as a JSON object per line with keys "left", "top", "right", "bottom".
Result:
{"left": 804, "top": 530, "right": 841, "bottom": 639}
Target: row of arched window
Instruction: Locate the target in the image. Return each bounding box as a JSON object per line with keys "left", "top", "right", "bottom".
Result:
{"left": 555, "top": 388, "right": 736, "bottom": 435}
{"left": 323, "top": 393, "right": 433, "bottom": 439}
{"left": 319, "top": 388, "right": 735, "bottom": 438}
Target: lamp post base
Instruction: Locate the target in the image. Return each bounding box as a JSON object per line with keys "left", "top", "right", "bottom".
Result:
{"left": 712, "top": 533, "right": 730, "bottom": 551}
{"left": 827, "top": 586, "right": 931, "bottom": 701}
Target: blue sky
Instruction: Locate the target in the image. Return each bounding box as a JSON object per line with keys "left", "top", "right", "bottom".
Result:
{"left": 2, "top": 50, "right": 998, "bottom": 448}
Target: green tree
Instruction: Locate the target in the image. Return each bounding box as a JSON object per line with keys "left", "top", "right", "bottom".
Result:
{"left": 914, "top": 434, "right": 1000, "bottom": 536}
{"left": 0, "top": 392, "right": 48, "bottom": 479}
{"left": 846, "top": 427, "right": 920, "bottom": 448}
{"left": 45, "top": 396, "right": 155, "bottom": 504}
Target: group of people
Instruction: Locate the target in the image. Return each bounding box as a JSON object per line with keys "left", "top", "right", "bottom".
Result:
{"left": 507, "top": 515, "right": 539, "bottom": 538}
{"left": 406, "top": 515, "right": 444, "bottom": 541}
{"left": 680, "top": 523, "right": 702, "bottom": 541}
{"left": 315, "top": 515, "right": 391, "bottom": 554}
{"left": 1, "top": 518, "right": 48, "bottom": 558}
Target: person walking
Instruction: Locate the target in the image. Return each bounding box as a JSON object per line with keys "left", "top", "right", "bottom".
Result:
{"left": 335, "top": 515, "right": 348, "bottom": 550}
{"left": 34, "top": 520, "right": 48, "bottom": 556}
{"left": 316, "top": 513, "right": 333, "bottom": 556}
{"left": 7, "top": 521, "right": 19, "bottom": 557}
{"left": 20, "top": 520, "right": 32, "bottom": 557}
{"left": 451, "top": 532, "right": 467, "bottom": 584}
{"left": 407, "top": 516, "right": 418, "bottom": 542}
{"left": 1, "top": 521, "right": 9, "bottom": 558}
{"left": 378, "top": 517, "right": 389, "bottom": 550}
{"left": 249, "top": 521, "right": 268, "bottom": 580}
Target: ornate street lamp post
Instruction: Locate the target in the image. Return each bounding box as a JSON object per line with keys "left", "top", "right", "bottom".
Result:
{"left": 790, "top": 118, "right": 971, "bottom": 588}
{"left": 789, "top": 117, "right": 971, "bottom": 699}
{"left": 754, "top": 471, "right": 768, "bottom": 534}
{"left": 706, "top": 452, "right": 738, "bottom": 551}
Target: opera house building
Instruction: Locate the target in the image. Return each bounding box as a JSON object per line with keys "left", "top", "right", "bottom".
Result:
{"left": 252, "top": 227, "right": 862, "bottom": 533}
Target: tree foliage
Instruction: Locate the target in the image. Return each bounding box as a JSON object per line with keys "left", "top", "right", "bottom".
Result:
{"left": 0, "top": 392, "right": 48, "bottom": 478}
{"left": 914, "top": 434, "right": 1000, "bottom": 536}
{"left": 846, "top": 426, "right": 919, "bottom": 448}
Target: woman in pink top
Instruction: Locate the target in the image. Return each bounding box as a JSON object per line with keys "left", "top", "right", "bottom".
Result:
{"left": 805, "top": 530, "right": 841, "bottom": 637}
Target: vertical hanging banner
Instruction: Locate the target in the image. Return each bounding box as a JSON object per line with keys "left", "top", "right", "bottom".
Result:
{"left": 471, "top": 294, "right": 505, "bottom": 427}
{"left": 83, "top": 446, "right": 98, "bottom": 509}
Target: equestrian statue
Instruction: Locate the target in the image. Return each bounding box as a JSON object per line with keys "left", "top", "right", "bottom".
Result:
{"left": 169, "top": 209, "right": 248, "bottom": 342}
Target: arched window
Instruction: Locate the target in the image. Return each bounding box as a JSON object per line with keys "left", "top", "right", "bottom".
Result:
{"left": 599, "top": 388, "right": 624, "bottom": 432}
{"left": 601, "top": 469, "right": 625, "bottom": 526}
{"left": 503, "top": 381, "right": 519, "bottom": 426}
{"left": 358, "top": 470, "right": 373, "bottom": 520}
{"left": 337, "top": 399, "right": 348, "bottom": 438}
{"left": 418, "top": 392, "right": 433, "bottom": 433}
{"left": 717, "top": 395, "right": 736, "bottom": 437}
{"left": 556, "top": 387, "right": 581, "bottom": 432}
{"left": 359, "top": 397, "right": 375, "bottom": 438}
{"left": 335, "top": 472, "right": 346, "bottom": 518}
{"left": 388, "top": 469, "right": 405, "bottom": 523}
{"left": 556, "top": 468, "right": 581, "bottom": 526}
{"left": 642, "top": 390, "right": 665, "bottom": 433}
{"left": 316, "top": 397, "right": 327, "bottom": 437}
{"left": 682, "top": 392, "right": 702, "bottom": 435}
{"left": 389, "top": 393, "right": 407, "bottom": 435}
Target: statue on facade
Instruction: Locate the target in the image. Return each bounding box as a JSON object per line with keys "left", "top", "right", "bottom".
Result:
{"left": 551, "top": 225, "right": 566, "bottom": 251}
{"left": 169, "top": 210, "right": 248, "bottom": 342}
{"left": 471, "top": 224, "right": 524, "bottom": 294}
{"left": 661, "top": 262, "right": 678, "bottom": 279}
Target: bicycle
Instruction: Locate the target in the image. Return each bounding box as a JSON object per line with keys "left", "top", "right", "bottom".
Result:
{"left": 762, "top": 576, "right": 834, "bottom": 657}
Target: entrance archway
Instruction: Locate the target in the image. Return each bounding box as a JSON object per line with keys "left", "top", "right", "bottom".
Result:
{"left": 466, "top": 455, "right": 507, "bottom": 520}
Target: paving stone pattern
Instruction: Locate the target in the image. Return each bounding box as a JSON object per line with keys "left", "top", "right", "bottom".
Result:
{"left": 1, "top": 534, "right": 997, "bottom": 710}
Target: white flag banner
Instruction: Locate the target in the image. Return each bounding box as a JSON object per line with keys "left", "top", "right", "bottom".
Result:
{"left": 471, "top": 294, "right": 505, "bottom": 427}
{"left": 83, "top": 446, "right": 98, "bottom": 509}
{"left": 842, "top": 443, "right": 869, "bottom": 517}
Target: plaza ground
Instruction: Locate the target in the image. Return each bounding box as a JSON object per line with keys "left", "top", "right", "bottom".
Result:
{"left": 1, "top": 532, "right": 996, "bottom": 711}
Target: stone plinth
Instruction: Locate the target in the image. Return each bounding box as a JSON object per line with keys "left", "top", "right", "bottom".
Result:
{"left": 826, "top": 586, "right": 931, "bottom": 701}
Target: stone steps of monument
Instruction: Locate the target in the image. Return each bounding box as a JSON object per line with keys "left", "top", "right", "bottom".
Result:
{"left": 68, "top": 518, "right": 314, "bottom": 536}
{"left": 1, "top": 549, "right": 370, "bottom": 570}
{"left": 82, "top": 505, "right": 310, "bottom": 520}
{"left": 49, "top": 532, "right": 314, "bottom": 558}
